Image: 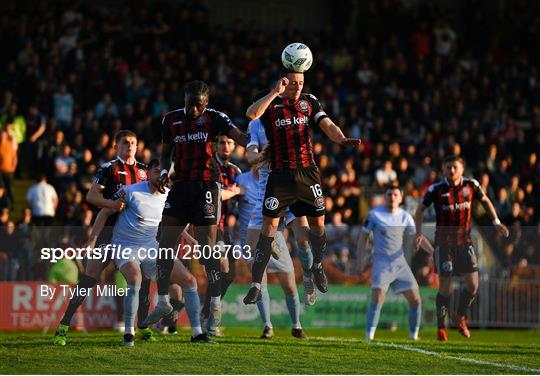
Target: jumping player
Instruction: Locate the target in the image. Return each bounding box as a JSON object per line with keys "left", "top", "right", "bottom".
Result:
{"left": 414, "top": 155, "right": 509, "bottom": 341}
{"left": 145, "top": 81, "right": 248, "bottom": 329}
{"left": 243, "top": 70, "right": 361, "bottom": 304}
{"left": 111, "top": 159, "right": 212, "bottom": 345}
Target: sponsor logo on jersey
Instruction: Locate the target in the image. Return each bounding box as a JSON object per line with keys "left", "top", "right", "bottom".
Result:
{"left": 273, "top": 116, "right": 308, "bottom": 127}
{"left": 174, "top": 132, "right": 209, "bottom": 143}
{"left": 264, "top": 197, "right": 279, "bottom": 210}
{"left": 442, "top": 201, "right": 471, "bottom": 211}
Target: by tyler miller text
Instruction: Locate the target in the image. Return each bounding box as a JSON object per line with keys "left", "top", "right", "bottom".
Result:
{"left": 40, "top": 284, "right": 130, "bottom": 300}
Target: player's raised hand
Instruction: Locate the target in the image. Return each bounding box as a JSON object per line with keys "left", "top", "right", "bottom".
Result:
{"left": 111, "top": 198, "right": 125, "bottom": 212}
{"left": 273, "top": 77, "right": 289, "bottom": 95}
{"left": 414, "top": 233, "right": 423, "bottom": 251}
{"left": 158, "top": 173, "right": 170, "bottom": 194}
{"left": 496, "top": 223, "right": 510, "bottom": 238}
{"left": 340, "top": 138, "right": 362, "bottom": 148}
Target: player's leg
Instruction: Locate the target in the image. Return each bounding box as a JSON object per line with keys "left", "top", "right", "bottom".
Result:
{"left": 119, "top": 261, "right": 143, "bottom": 346}
{"left": 156, "top": 283, "right": 183, "bottom": 334}
{"left": 305, "top": 215, "right": 328, "bottom": 293}
{"left": 136, "top": 278, "right": 151, "bottom": 331}
{"left": 434, "top": 245, "right": 454, "bottom": 341}
{"left": 244, "top": 170, "right": 293, "bottom": 304}
{"left": 195, "top": 224, "right": 223, "bottom": 335}
{"left": 366, "top": 288, "right": 386, "bottom": 341}
{"left": 145, "top": 215, "right": 184, "bottom": 325}
{"left": 402, "top": 289, "right": 422, "bottom": 340}
{"left": 453, "top": 244, "right": 479, "bottom": 338}
{"left": 244, "top": 215, "right": 280, "bottom": 304}
{"left": 276, "top": 271, "right": 306, "bottom": 339}
{"left": 454, "top": 271, "right": 478, "bottom": 338}
{"left": 169, "top": 259, "right": 214, "bottom": 343}
{"left": 53, "top": 257, "right": 106, "bottom": 345}
{"left": 289, "top": 216, "right": 316, "bottom": 306}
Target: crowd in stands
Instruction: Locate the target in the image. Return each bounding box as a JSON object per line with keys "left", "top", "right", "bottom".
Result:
{"left": 0, "top": 0, "right": 538, "bottom": 284}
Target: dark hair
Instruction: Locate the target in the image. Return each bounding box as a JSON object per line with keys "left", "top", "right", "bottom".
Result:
{"left": 114, "top": 130, "right": 137, "bottom": 144}
{"left": 184, "top": 80, "right": 209, "bottom": 97}
{"left": 384, "top": 183, "right": 402, "bottom": 194}
{"left": 278, "top": 67, "right": 302, "bottom": 79}
{"left": 443, "top": 155, "right": 464, "bottom": 165}
{"left": 147, "top": 159, "right": 160, "bottom": 170}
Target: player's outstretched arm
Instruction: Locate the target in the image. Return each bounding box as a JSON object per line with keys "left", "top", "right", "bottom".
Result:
{"left": 246, "top": 77, "right": 288, "bottom": 120}
{"left": 318, "top": 117, "right": 361, "bottom": 147}
{"left": 479, "top": 195, "right": 510, "bottom": 238}
{"left": 414, "top": 205, "right": 426, "bottom": 250}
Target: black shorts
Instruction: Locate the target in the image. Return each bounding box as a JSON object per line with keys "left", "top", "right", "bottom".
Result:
{"left": 262, "top": 166, "right": 325, "bottom": 218}
{"left": 163, "top": 181, "right": 221, "bottom": 226}
{"left": 434, "top": 244, "right": 478, "bottom": 276}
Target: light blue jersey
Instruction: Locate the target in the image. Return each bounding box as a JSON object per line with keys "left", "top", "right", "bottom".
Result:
{"left": 362, "top": 206, "right": 416, "bottom": 265}
{"left": 112, "top": 181, "right": 168, "bottom": 249}
{"left": 235, "top": 171, "right": 259, "bottom": 245}
{"left": 247, "top": 119, "right": 295, "bottom": 228}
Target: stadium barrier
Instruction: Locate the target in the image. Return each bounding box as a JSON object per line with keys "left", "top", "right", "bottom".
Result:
{"left": 1, "top": 280, "right": 538, "bottom": 331}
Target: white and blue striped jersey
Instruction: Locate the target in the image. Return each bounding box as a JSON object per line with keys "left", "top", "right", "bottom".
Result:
{"left": 112, "top": 181, "right": 168, "bottom": 249}
{"left": 362, "top": 206, "right": 416, "bottom": 265}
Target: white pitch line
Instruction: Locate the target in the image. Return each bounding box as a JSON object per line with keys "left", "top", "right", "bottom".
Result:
{"left": 313, "top": 337, "right": 540, "bottom": 374}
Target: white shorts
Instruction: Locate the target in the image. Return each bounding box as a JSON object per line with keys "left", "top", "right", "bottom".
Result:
{"left": 112, "top": 244, "right": 165, "bottom": 280}
{"left": 371, "top": 259, "right": 418, "bottom": 294}
{"left": 246, "top": 231, "right": 294, "bottom": 273}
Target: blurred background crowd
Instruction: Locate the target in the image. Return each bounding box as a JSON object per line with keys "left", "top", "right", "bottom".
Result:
{"left": 0, "top": 0, "right": 538, "bottom": 285}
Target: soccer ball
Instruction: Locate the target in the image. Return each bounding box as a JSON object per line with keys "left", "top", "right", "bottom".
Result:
{"left": 281, "top": 43, "right": 313, "bottom": 73}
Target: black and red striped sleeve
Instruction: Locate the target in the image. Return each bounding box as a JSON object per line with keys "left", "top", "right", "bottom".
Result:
{"left": 161, "top": 113, "right": 173, "bottom": 144}
{"left": 470, "top": 179, "right": 486, "bottom": 200}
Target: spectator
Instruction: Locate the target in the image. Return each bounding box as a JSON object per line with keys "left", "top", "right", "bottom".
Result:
{"left": 0, "top": 120, "right": 18, "bottom": 209}
{"left": 53, "top": 83, "right": 74, "bottom": 128}
{"left": 26, "top": 175, "right": 58, "bottom": 226}
{"left": 375, "top": 160, "right": 397, "bottom": 187}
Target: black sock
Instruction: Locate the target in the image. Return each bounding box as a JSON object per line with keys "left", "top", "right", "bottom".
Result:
{"left": 457, "top": 289, "right": 476, "bottom": 317}
{"left": 156, "top": 257, "right": 174, "bottom": 295}
{"left": 136, "top": 279, "right": 151, "bottom": 329}
{"left": 115, "top": 294, "right": 124, "bottom": 321}
{"left": 309, "top": 231, "right": 327, "bottom": 265}
{"left": 201, "top": 289, "right": 211, "bottom": 318}
{"left": 251, "top": 235, "right": 273, "bottom": 284}
{"left": 161, "top": 299, "right": 184, "bottom": 327}
{"left": 205, "top": 258, "right": 222, "bottom": 297}
{"left": 60, "top": 274, "right": 97, "bottom": 326}
{"left": 436, "top": 293, "right": 451, "bottom": 329}
{"left": 221, "top": 263, "right": 235, "bottom": 298}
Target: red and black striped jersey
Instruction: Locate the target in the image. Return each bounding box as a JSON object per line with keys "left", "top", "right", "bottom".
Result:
{"left": 94, "top": 157, "right": 148, "bottom": 200}
{"left": 162, "top": 107, "right": 238, "bottom": 183}
{"left": 260, "top": 93, "right": 328, "bottom": 170}
{"left": 422, "top": 177, "right": 486, "bottom": 247}
{"left": 216, "top": 154, "right": 241, "bottom": 230}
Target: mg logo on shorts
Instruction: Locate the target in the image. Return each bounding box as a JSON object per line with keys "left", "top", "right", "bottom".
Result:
{"left": 314, "top": 196, "right": 325, "bottom": 210}
{"left": 203, "top": 203, "right": 215, "bottom": 216}
{"left": 442, "top": 261, "right": 453, "bottom": 272}
{"left": 264, "top": 197, "right": 279, "bottom": 210}
{"left": 164, "top": 202, "right": 171, "bottom": 209}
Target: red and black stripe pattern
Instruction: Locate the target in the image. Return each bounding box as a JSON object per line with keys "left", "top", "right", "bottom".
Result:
{"left": 161, "top": 108, "right": 237, "bottom": 182}
{"left": 216, "top": 155, "right": 241, "bottom": 230}
{"left": 94, "top": 158, "right": 148, "bottom": 200}
{"left": 260, "top": 93, "right": 327, "bottom": 171}
{"left": 422, "top": 178, "right": 486, "bottom": 247}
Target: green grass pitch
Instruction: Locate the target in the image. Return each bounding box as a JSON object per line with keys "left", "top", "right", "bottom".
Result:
{"left": 1, "top": 328, "right": 539, "bottom": 374}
